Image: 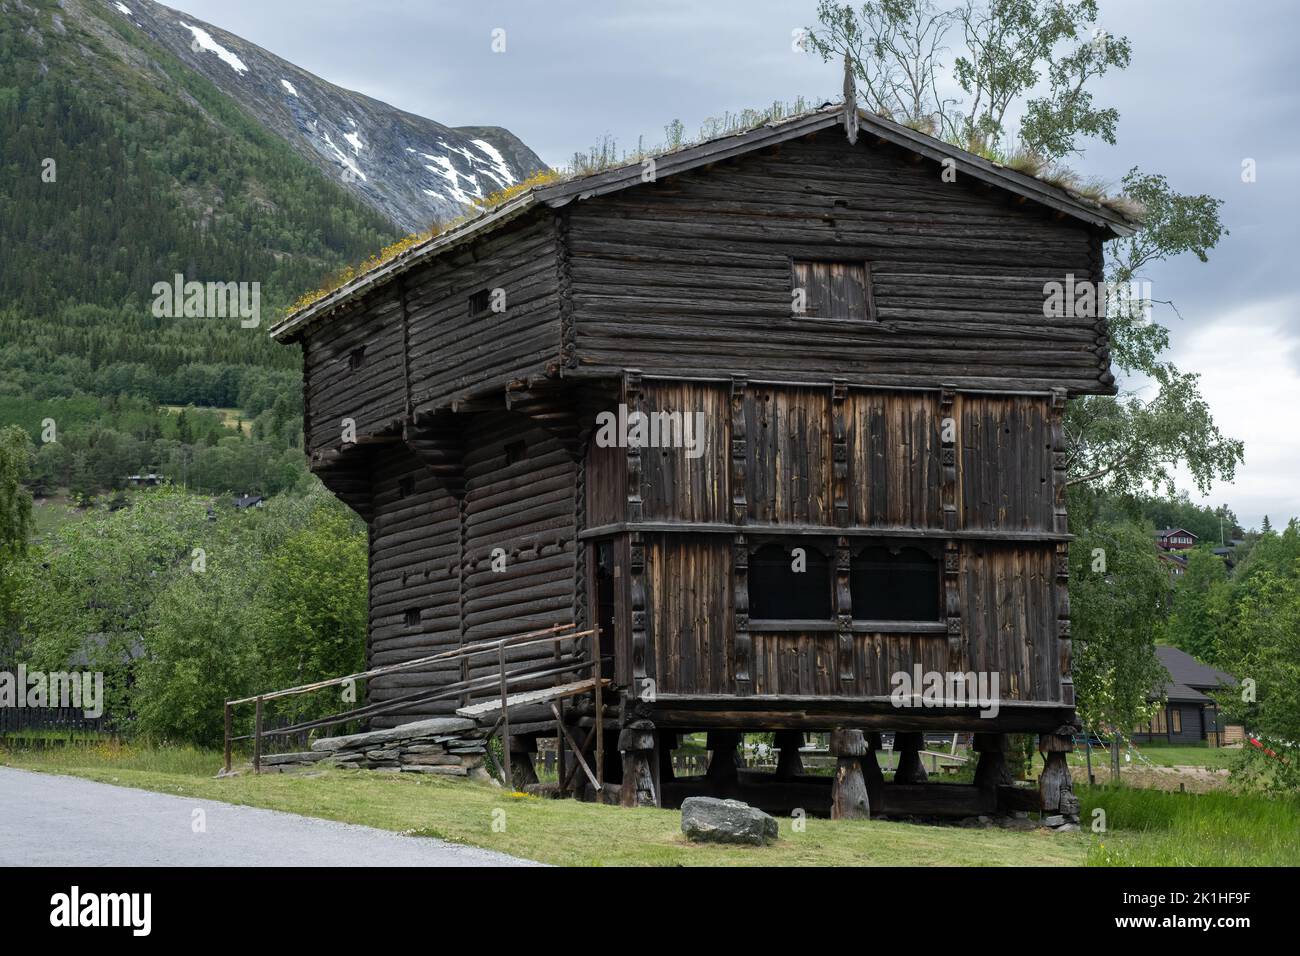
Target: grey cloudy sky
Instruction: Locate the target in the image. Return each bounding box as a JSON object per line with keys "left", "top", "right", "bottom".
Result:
{"left": 166, "top": 0, "right": 1300, "bottom": 529}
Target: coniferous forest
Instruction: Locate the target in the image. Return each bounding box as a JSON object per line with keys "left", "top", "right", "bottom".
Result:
{"left": 0, "top": 3, "right": 398, "bottom": 498}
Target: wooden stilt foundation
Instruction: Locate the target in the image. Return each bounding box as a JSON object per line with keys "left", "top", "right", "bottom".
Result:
{"left": 892, "top": 731, "right": 929, "bottom": 784}
{"left": 973, "top": 732, "right": 1012, "bottom": 794}
{"left": 829, "top": 728, "right": 870, "bottom": 820}
{"left": 774, "top": 730, "right": 805, "bottom": 779}
{"left": 619, "top": 720, "right": 658, "bottom": 807}
{"left": 705, "top": 730, "right": 741, "bottom": 787}
{"left": 1038, "top": 731, "right": 1079, "bottom": 822}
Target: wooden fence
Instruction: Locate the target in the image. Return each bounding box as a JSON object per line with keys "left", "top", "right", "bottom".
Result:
{"left": 0, "top": 706, "right": 111, "bottom": 736}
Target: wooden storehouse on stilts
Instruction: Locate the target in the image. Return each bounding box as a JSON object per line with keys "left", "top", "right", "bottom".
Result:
{"left": 270, "top": 102, "right": 1137, "bottom": 819}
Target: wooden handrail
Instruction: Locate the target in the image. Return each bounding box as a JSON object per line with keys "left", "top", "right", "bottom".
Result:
{"left": 226, "top": 625, "right": 590, "bottom": 705}
{"left": 222, "top": 622, "right": 595, "bottom": 775}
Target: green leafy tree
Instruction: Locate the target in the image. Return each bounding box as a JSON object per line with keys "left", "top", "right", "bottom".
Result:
{"left": 809, "top": 0, "right": 1131, "bottom": 157}
{"left": 250, "top": 502, "right": 367, "bottom": 726}
{"left": 1065, "top": 170, "right": 1239, "bottom": 499}
{"left": 19, "top": 487, "right": 213, "bottom": 721}
{"left": 1167, "top": 549, "right": 1230, "bottom": 664}
{"left": 1069, "top": 521, "right": 1169, "bottom": 736}
{"left": 1217, "top": 564, "right": 1300, "bottom": 791}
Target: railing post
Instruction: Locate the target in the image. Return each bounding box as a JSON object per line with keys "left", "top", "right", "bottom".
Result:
{"left": 499, "top": 644, "right": 512, "bottom": 789}
{"left": 223, "top": 702, "right": 232, "bottom": 774}
{"left": 253, "top": 696, "right": 263, "bottom": 775}
{"left": 593, "top": 630, "right": 604, "bottom": 791}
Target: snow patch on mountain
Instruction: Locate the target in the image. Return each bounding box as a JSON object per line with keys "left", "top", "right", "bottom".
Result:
{"left": 323, "top": 131, "right": 366, "bottom": 182}
{"left": 105, "top": 0, "right": 546, "bottom": 231}
{"left": 471, "top": 139, "right": 516, "bottom": 189}
{"left": 179, "top": 22, "right": 249, "bottom": 75}
{"left": 423, "top": 154, "right": 482, "bottom": 207}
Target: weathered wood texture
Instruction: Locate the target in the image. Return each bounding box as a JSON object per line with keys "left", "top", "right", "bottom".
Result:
{"left": 638, "top": 534, "right": 1056, "bottom": 700}
{"left": 459, "top": 413, "right": 578, "bottom": 688}
{"left": 360, "top": 413, "right": 578, "bottom": 727}
{"left": 961, "top": 543, "right": 1059, "bottom": 701}
{"left": 302, "top": 296, "right": 406, "bottom": 455}
{"left": 366, "top": 444, "right": 461, "bottom": 726}
{"left": 565, "top": 135, "right": 1109, "bottom": 394}
{"left": 626, "top": 380, "right": 1057, "bottom": 534}
{"left": 407, "top": 218, "right": 561, "bottom": 414}
{"left": 300, "top": 213, "right": 561, "bottom": 456}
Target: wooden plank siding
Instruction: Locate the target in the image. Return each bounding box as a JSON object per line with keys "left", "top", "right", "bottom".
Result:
{"left": 564, "top": 134, "right": 1108, "bottom": 395}
{"left": 960, "top": 543, "right": 1060, "bottom": 701}
{"left": 615, "top": 381, "right": 1065, "bottom": 703}
{"left": 642, "top": 536, "right": 1058, "bottom": 701}
{"left": 957, "top": 394, "right": 1055, "bottom": 532}
{"left": 623, "top": 380, "right": 1056, "bottom": 534}
{"left": 361, "top": 413, "right": 579, "bottom": 726}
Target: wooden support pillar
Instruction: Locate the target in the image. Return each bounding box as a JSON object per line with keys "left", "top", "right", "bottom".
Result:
{"left": 864, "top": 732, "right": 885, "bottom": 806}
{"left": 892, "top": 731, "right": 928, "bottom": 784}
{"left": 657, "top": 731, "right": 677, "bottom": 783}
{"left": 508, "top": 736, "right": 539, "bottom": 791}
{"left": 774, "top": 730, "right": 805, "bottom": 779}
{"left": 619, "top": 720, "right": 658, "bottom": 807}
{"left": 973, "top": 732, "right": 1012, "bottom": 794}
{"left": 1038, "top": 732, "right": 1079, "bottom": 820}
{"left": 829, "top": 728, "right": 870, "bottom": 820}
{"left": 705, "top": 730, "right": 742, "bottom": 786}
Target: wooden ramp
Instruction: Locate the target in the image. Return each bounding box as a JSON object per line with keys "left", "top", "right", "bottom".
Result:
{"left": 458, "top": 677, "right": 611, "bottom": 795}
{"left": 456, "top": 678, "right": 609, "bottom": 720}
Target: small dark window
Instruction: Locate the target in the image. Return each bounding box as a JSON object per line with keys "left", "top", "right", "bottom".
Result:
{"left": 504, "top": 440, "right": 526, "bottom": 465}
{"left": 398, "top": 476, "right": 415, "bottom": 499}
{"left": 468, "top": 288, "right": 491, "bottom": 317}
{"left": 348, "top": 346, "right": 366, "bottom": 370}
{"left": 850, "top": 546, "right": 939, "bottom": 621}
{"left": 403, "top": 608, "right": 421, "bottom": 628}
{"left": 749, "top": 543, "right": 833, "bottom": 621}
{"left": 792, "top": 260, "right": 875, "bottom": 321}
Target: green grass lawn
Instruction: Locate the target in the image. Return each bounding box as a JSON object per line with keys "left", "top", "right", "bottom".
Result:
{"left": 2, "top": 743, "right": 1292, "bottom": 866}
{"left": 1069, "top": 741, "right": 1237, "bottom": 771}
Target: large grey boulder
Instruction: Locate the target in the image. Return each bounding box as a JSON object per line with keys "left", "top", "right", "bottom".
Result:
{"left": 681, "top": 797, "right": 779, "bottom": 846}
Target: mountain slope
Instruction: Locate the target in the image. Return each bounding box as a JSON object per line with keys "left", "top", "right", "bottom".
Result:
{"left": 1, "top": 0, "right": 399, "bottom": 374}
{"left": 101, "top": 0, "right": 547, "bottom": 232}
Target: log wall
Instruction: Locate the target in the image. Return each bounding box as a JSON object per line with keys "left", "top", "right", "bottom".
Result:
{"left": 565, "top": 134, "right": 1108, "bottom": 395}
{"left": 300, "top": 212, "right": 562, "bottom": 457}
{"left": 367, "top": 443, "right": 462, "bottom": 726}
{"left": 361, "top": 412, "right": 579, "bottom": 727}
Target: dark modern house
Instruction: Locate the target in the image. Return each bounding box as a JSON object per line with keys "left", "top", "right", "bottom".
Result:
{"left": 1134, "top": 645, "right": 1239, "bottom": 746}
{"left": 270, "top": 101, "right": 1139, "bottom": 817}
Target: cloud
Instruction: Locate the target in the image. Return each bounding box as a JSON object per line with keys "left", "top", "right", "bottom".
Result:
{"left": 1166, "top": 297, "right": 1300, "bottom": 529}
